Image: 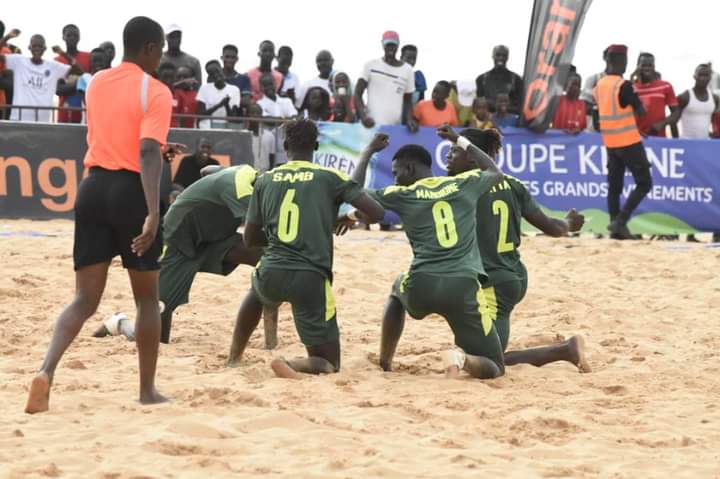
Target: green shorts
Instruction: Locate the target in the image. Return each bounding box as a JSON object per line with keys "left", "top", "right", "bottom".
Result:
{"left": 251, "top": 265, "right": 338, "bottom": 347}
{"left": 391, "top": 272, "right": 503, "bottom": 366}
{"left": 158, "top": 233, "right": 243, "bottom": 313}
{"left": 482, "top": 278, "right": 528, "bottom": 351}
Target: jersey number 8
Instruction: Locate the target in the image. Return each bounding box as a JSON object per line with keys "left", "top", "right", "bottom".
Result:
{"left": 432, "top": 201, "right": 458, "bottom": 248}
{"left": 279, "top": 189, "right": 300, "bottom": 243}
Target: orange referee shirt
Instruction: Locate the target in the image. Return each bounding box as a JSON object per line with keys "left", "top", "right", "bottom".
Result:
{"left": 84, "top": 62, "right": 172, "bottom": 173}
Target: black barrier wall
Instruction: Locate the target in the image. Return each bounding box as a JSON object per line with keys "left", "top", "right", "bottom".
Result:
{"left": 0, "top": 122, "right": 255, "bottom": 219}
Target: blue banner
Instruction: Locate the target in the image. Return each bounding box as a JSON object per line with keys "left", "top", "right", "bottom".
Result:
{"left": 315, "top": 123, "right": 720, "bottom": 234}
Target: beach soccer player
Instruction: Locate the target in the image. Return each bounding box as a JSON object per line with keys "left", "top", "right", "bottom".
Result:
{"left": 226, "top": 119, "right": 385, "bottom": 378}
{"left": 348, "top": 129, "right": 506, "bottom": 379}
{"left": 25, "top": 16, "right": 171, "bottom": 414}
{"left": 93, "top": 165, "right": 281, "bottom": 348}
{"left": 445, "top": 127, "right": 590, "bottom": 373}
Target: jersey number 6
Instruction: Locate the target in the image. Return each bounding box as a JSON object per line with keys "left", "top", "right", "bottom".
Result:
{"left": 279, "top": 189, "right": 300, "bottom": 243}
{"left": 432, "top": 201, "right": 458, "bottom": 248}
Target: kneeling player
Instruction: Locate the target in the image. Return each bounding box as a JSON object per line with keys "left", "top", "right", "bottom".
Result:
{"left": 226, "top": 119, "right": 385, "bottom": 377}
{"left": 347, "top": 130, "right": 506, "bottom": 379}
{"left": 94, "top": 165, "right": 279, "bottom": 347}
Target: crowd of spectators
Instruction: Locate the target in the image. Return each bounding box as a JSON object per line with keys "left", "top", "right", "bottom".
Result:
{"left": 2, "top": 19, "right": 720, "bottom": 142}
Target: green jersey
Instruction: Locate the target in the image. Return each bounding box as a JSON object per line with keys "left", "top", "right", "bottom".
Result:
{"left": 246, "top": 161, "right": 363, "bottom": 278}
{"left": 163, "top": 165, "right": 256, "bottom": 258}
{"left": 368, "top": 169, "right": 498, "bottom": 280}
{"left": 475, "top": 175, "right": 540, "bottom": 286}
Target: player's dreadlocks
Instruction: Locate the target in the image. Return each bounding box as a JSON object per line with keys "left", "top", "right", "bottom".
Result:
{"left": 459, "top": 127, "right": 503, "bottom": 158}
{"left": 283, "top": 119, "right": 319, "bottom": 153}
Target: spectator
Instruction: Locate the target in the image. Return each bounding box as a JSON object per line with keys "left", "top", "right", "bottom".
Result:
{"left": 634, "top": 53, "right": 680, "bottom": 137}
{"left": 247, "top": 102, "right": 276, "bottom": 172}
{"left": 76, "top": 48, "right": 109, "bottom": 107}
{"left": 295, "top": 49, "right": 334, "bottom": 108}
{"left": 238, "top": 89, "right": 253, "bottom": 118}
{"left": 161, "top": 24, "right": 202, "bottom": 85}
{"left": 580, "top": 47, "right": 608, "bottom": 132}
{"left": 158, "top": 61, "right": 177, "bottom": 90}
{"left": 401, "top": 44, "right": 426, "bottom": 105}
{"left": 449, "top": 79, "right": 477, "bottom": 126}
{"left": 257, "top": 72, "right": 297, "bottom": 118}
{"left": 476, "top": 45, "right": 523, "bottom": 114}
{"left": 551, "top": 73, "right": 587, "bottom": 133}
{"left": 247, "top": 40, "right": 283, "bottom": 102}
{"left": 173, "top": 137, "right": 219, "bottom": 189}
{"left": 221, "top": 44, "right": 250, "bottom": 94}
{"left": 355, "top": 31, "right": 416, "bottom": 132}
{"left": 276, "top": 45, "right": 300, "bottom": 105}
{"left": 331, "top": 71, "right": 356, "bottom": 123}
{"left": 678, "top": 64, "right": 718, "bottom": 139}
{"left": 493, "top": 93, "right": 519, "bottom": 128}
{"left": 0, "top": 33, "right": 80, "bottom": 122}
{"left": 55, "top": 24, "right": 90, "bottom": 124}
{"left": 1, "top": 23, "right": 22, "bottom": 119}
{"left": 413, "top": 80, "right": 457, "bottom": 127}
{"left": 472, "top": 97, "right": 496, "bottom": 129}
{"left": 172, "top": 65, "right": 199, "bottom": 128}
{"left": 301, "top": 86, "right": 331, "bottom": 121}
{"left": 98, "top": 41, "right": 115, "bottom": 67}
{"left": 196, "top": 59, "right": 240, "bottom": 129}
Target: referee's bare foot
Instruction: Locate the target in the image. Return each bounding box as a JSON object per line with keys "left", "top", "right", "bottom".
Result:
{"left": 139, "top": 388, "right": 169, "bottom": 405}
{"left": 568, "top": 336, "right": 592, "bottom": 373}
{"left": 270, "top": 357, "right": 301, "bottom": 379}
{"left": 25, "top": 372, "right": 51, "bottom": 414}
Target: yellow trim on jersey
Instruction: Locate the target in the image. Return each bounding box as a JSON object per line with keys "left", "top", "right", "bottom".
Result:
{"left": 325, "top": 280, "right": 336, "bottom": 321}
{"left": 234, "top": 165, "right": 257, "bottom": 199}
{"left": 399, "top": 272, "right": 409, "bottom": 294}
{"left": 482, "top": 286, "right": 498, "bottom": 323}
{"left": 382, "top": 169, "right": 483, "bottom": 195}
{"left": 159, "top": 244, "right": 168, "bottom": 261}
{"left": 476, "top": 283, "right": 493, "bottom": 336}
{"left": 274, "top": 160, "right": 350, "bottom": 181}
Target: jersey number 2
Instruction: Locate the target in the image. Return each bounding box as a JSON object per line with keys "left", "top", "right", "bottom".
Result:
{"left": 432, "top": 201, "right": 458, "bottom": 248}
{"left": 279, "top": 189, "right": 300, "bottom": 243}
{"left": 492, "top": 200, "right": 514, "bottom": 253}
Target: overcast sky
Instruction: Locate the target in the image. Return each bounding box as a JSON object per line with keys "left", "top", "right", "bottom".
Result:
{"left": 3, "top": 0, "right": 717, "bottom": 94}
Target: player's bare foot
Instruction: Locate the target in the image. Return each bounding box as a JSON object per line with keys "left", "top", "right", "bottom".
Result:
{"left": 139, "top": 389, "right": 169, "bottom": 405}
{"left": 445, "top": 365, "right": 461, "bottom": 379}
{"left": 92, "top": 324, "right": 110, "bottom": 338}
{"left": 568, "top": 336, "right": 592, "bottom": 373}
{"left": 270, "top": 357, "right": 301, "bottom": 379}
{"left": 25, "top": 372, "right": 51, "bottom": 414}
{"left": 226, "top": 359, "right": 240, "bottom": 368}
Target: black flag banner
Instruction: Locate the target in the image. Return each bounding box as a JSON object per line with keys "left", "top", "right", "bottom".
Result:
{"left": 521, "top": 0, "right": 593, "bottom": 132}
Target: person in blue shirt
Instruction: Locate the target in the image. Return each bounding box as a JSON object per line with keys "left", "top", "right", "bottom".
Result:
{"left": 401, "top": 44, "right": 426, "bottom": 105}
{"left": 493, "top": 93, "right": 519, "bottom": 128}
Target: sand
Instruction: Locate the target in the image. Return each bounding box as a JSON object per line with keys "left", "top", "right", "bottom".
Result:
{"left": 1, "top": 219, "right": 719, "bottom": 478}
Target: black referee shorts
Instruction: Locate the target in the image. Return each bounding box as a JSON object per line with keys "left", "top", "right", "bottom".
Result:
{"left": 73, "top": 167, "right": 162, "bottom": 271}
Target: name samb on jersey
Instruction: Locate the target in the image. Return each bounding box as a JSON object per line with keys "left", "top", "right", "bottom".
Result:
{"left": 368, "top": 169, "right": 500, "bottom": 281}
{"left": 246, "top": 161, "right": 363, "bottom": 278}
{"left": 475, "top": 175, "right": 540, "bottom": 286}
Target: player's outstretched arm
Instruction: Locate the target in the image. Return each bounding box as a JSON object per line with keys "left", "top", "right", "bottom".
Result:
{"left": 524, "top": 208, "right": 584, "bottom": 237}
{"left": 351, "top": 133, "right": 390, "bottom": 187}
{"left": 244, "top": 222, "right": 267, "bottom": 248}
{"left": 349, "top": 193, "right": 385, "bottom": 224}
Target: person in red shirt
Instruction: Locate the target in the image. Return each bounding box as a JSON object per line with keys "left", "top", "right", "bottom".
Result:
{"left": 55, "top": 24, "right": 91, "bottom": 123}
{"left": 413, "top": 81, "right": 458, "bottom": 127}
{"left": 633, "top": 53, "right": 680, "bottom": 137}
{"left": 25, "top": 16, "right": 175, "bottom": 414}
{"left": 170, "top": 65, "right": 198, "bottom": 127}
{"left": 552, "top": 73, "right": 587, "bottom": 133}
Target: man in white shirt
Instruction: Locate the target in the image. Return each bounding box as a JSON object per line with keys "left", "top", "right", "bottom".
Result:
{"left": 355, "top": 31, "right": 416, "bottom": 131}
{"left": 196, "top": 59, "right": 240, "bottom": 129}
{"left": 0, "top": 33, "right": 79, "bottom": 122}
{"left": 276, "top": 46, "right": 300, "bottom": 105}
{"left": 294, "top": 50, "right": 334, "bottom": 108}
{"left": 257, "top": 72, "right": 297, "bottom": 118}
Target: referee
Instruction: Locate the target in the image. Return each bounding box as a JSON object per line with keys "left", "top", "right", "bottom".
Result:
{"left": 26, "top": 16, "right": 172, "bottom": 413}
